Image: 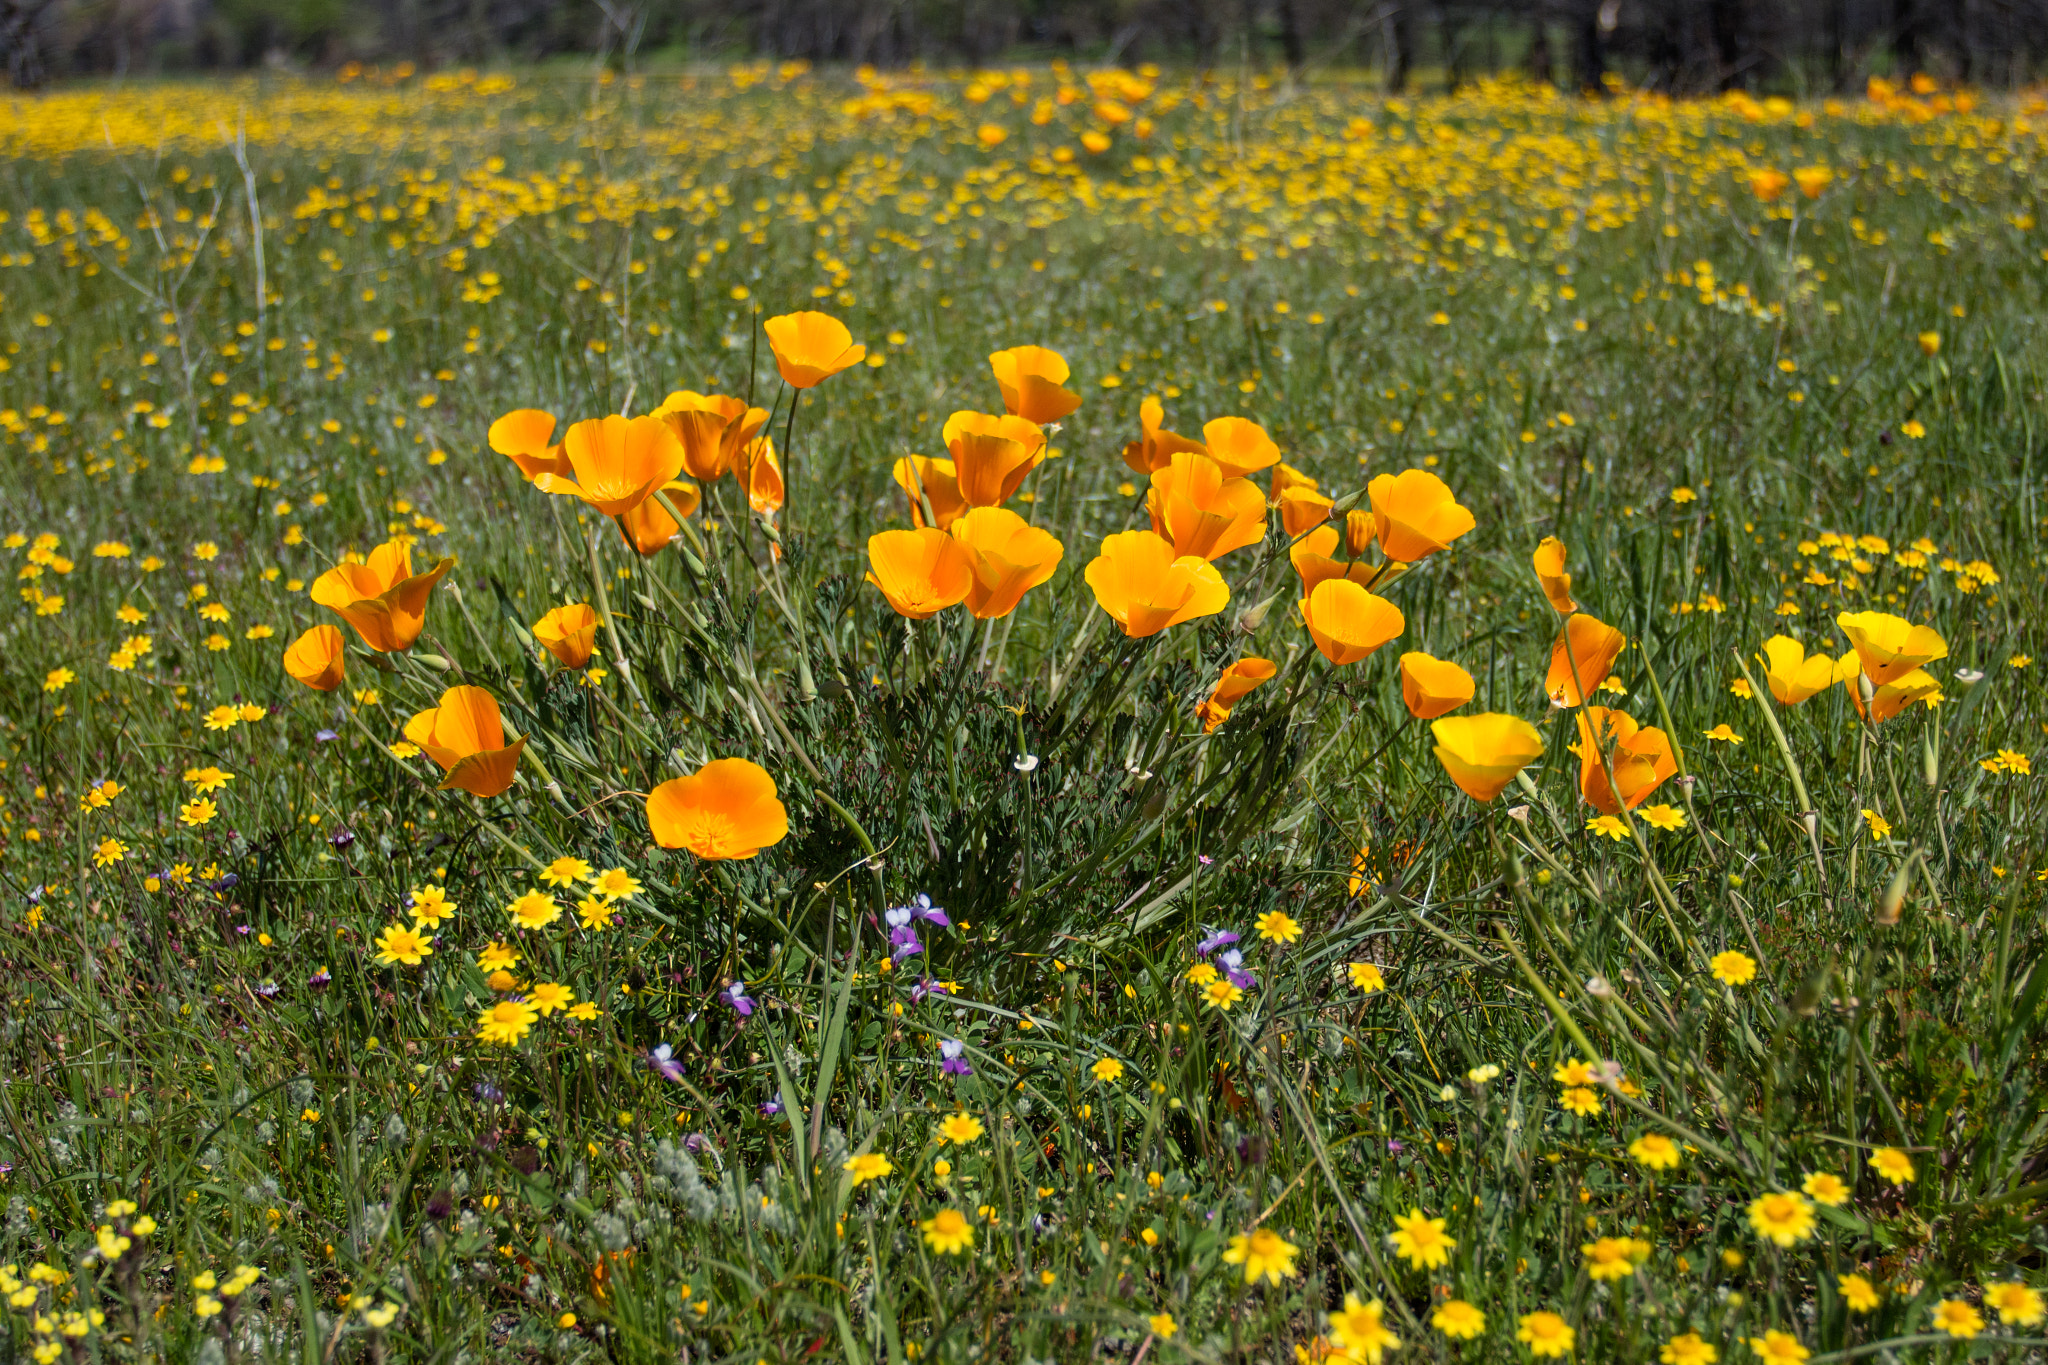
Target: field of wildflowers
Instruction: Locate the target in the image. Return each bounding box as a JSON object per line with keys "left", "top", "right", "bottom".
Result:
{"left": 0, "top": 58, "right": 2045, "bottom": 1364}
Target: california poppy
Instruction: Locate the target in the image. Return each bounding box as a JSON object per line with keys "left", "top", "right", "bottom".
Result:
{"left": 1835, "top": 611, "right": 1948, "bottom": 684}
{"left": 893, "top": 456, "right": 968, "bottom": 529}
{"left": 867, "top": 527, "right": 973, "bottom": 619}
{"left": 282, "top": 624, "right": 346, "bottom": 691}
{"left": 1197, "top": 657, "right": 1278, "bottom": 732}
{"left": 1574, "top": 706, "right": 1678, "bottom": 814}
{"left": 1343, "top": 509, "right": 1375, "bottom": 557}
{"left": 1268, "top": 462, "right": 1318, "bottom": 505}
{"left": 654, "top": 390, "right": 768, "bottom": 482}
{"left": 311, "top": 540, "right": 454, "bottom": 653}
{"left": 738, "top": 437, "right": 784, "bottom": 517}
{"left": 1532, "top": 537, "right": 1576, "bottom": 614}
{"left": 533, "top": 414, "right": 686, "bottom": 516}
{"left": 1147, "top": 451, "right": 1267, "bottom": 562}
{"left": 1432, "top": 713, "right": 1544, "bottom": 802}
{"left": 615, "top": 481, "right": 700, "bottom": 555}
{"left": 1748, "top": 168, "right": 1791, "bottom": 203}
{"left": 646, "top": 757, "right": 788, "bottom": 860}
{"left": 989, "top": 346, "right": 1082, "bottom": 424}
{"left": 1289, "top": 525, "right": 1380, "bottom": 597}
{"left": 1201, "top": 416, "right": 1282, "bottom": 479}
{"left": 404, "top": 685, "right": 525, "bottom": 798}
{"left": 1084, "top": 529, "right": 1230, "bottom": 638}
{"left": 948, "top": 507, "right": 1064, "bottom": 619}
{"left": 1277, "top": 485, "right": 1335, "bottom": 537}
{"left": 1845, "top": 666, "right": 1943, "bottom": 724}
{"left": 1301, "top": 579, "right": 1404, "bottom": 666}
{"left": 1545, "top": 613, "right": 1626, "bottom": 708}
{"left": 944, "top": 410, "right": 1046, "bottom": 506}
{"left": 1369, "top": 469, "right": 1475, "bottom": 563}
{"left": 1759, "top": 635, "right": 1836, "bottom": 705}
{"left": 764, "top": 311, "right": 865, "bottom": 388}
{"left": 533, "top": 603, "right": 600, "bottom": 669}
{"left": 1399, "top": 651, "right": 1474, "bottom": 719}
{"left": 1122, "top": 396, "right": 1207, "bottom": 475}
{"left": 490, "top": 409, "right": 571, "bottom": 483}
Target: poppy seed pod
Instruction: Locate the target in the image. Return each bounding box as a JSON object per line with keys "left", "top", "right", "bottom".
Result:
{"left": 1432, "top": 713, "right": 1545, "bottom": 802}
{"left": 764, "top": 311, "right": 865, "bottom": 387}
{"left": 1301, "top": 579, "right": 1404, "bottom": 666}
{"left": 403, "top": 686, "right": 525, "bottom": 798}
{"left": 1399, "top": 651, "right": 1475, "bottom": 719}
{"left": 646, "top": 758, "right": 788, "bottom": 860}
{"left": 989, "top": 345, "right": 1082, "bottom": 425}
{"left": 866, "top": 527, "right": 974, "bottom": 619}
{"left": 310, "top": 540, "right": 454, "bottom": 654}
{"left": 282, "top": 624, "right": 346, "bottom": 691}
{"left": 1083, "top": 529, "right": 1230, "bottom": 638}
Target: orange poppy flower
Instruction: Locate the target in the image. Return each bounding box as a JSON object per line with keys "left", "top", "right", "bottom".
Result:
{"left": 738, "top": 437, "right": 783, "bottom": 517}
{"left": 1268, "top": 462, "right": 1318, "bottom": 506}
{"left": 1399, "top": 651, "right": 1475, "bottom": 719}
{"left": 1289, "top": 525, "right": 1380, "bottom": 597}
{"left": 1277, "top": 486, "right": 1335, "bottom": 536}
{"left": 1146, "top": 451, "right": 1267, "bottom": 562}
{"left": 1200, "top": 416, "right": 1282, "bottom": 478}
{"left": 1835, "top": 611, "right": 1948, "bottom": 684}
{"left": 533, "top": 603, "right": 600, "bottom": 668}
{"left": 616, "top": 481, "right": 700, "bottom": 555}
{"left": 403, "top": 685, "right": 525, "bottom": 798}
{"left": 1794, "top": 166, "right": 1833, "bottom": 199}
{"left": 866, "top": 528, "right": 973, "bottom": 619}
{"left": 1432, "top": 713, "right": 1544, "bottom": 802}
{"left": 944, "top": 410, "right": 1046, "bottom": 507}
{"left": 948, "top": 507, "right": 1065, "bottom": 619}
{"left": 1759, "top": 635, "right": 1836, "bottom": 705}
{"left": 646, "top": 757, "right": 788, "bottom": 860}
{"left": 1369, "top": 469, "right": 1475, "bottom": 563}
{"left": 1122, "top": 396, "right": 1207, "bottom": 474}
{"left": 1532, "top": 536, "right": 1577, "bottom": 614}
{"left": 892, "top": 456, "right": 968, "bottom": 529}
{"left": 310, "top": 540, "right": 454, "bottom": 653}
{"left": 1301, "top": 579, "right": 1404, "bottom": 666}
{"left": 1196, "top": 656, "right": 1278, "bottom": 732}
{"left": 1748, "top": 168, "right": 1790, "bottom": 203}
{"left": 1083, "top": 529, "right": 1230, "bottom": 638}
{"left": 489, "top": 408, "right": 570, "bottom": 483}
{"left": 989, "top": 345, "right": 1082, "bottom": 424}
{"left": 532, "top": 414, "right": 686, "bottom": 516}
{"left": 1574, "top": 706, "right": 1678, "bottom": 814}
{"left": 654, "top": 390, "right": 769, "bottom": 482}
{"left": 1546, "top": 613, "right": 1626, "bottom": 708}
{"left": 1343, "top": 509, "right": 1376, "bottom": 557}
{"left": 764, "top": 311, "right": 865, "bottom": 387}
{"left": 282, "top": 623, "right": 346, "bottom": 691}
{"left": 1845, "top": 666, "right": 1943, "bottom": 724}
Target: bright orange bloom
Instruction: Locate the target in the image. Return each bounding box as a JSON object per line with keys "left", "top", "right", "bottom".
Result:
{"left": 948, "top": 507, "right": 1064, "bottom": 619}
{"left": 1574, "top": 706, "right": 1678, "bottom": 814}
{"left": 1846, "top": 667, "right": 1943, "bottom": 724}
{"left": 892, "top": 456, "right": 968, "bottom": 529}
{"left": 1343, "top": 509, "right": 1376, "bottom": 557}
{"left": 489, "top": 409, "right": 570, "bottom": 482}
{"left": 282, "top": 624, "right": 346, "bottom": 691}
{"left": 866, "top": 528, "right": 973, "bottom": 619}
{"left": 1084, "top": 529, "right": 1230, "bottom": 638}
{"left": 1836, "top": 611, "right": 1949, "bottom": 684}
{"left": 764, "top": 311, "right": 865, "bottom": 387}
{"left": 1748, "top": 168, "right": 1791, "bottom": 202}
{"left": 1432, "top": 713, "right": 1545, "bottom": 802}
{"left": 1399, "top": 651, "right": 1475, "bottom": 719}
{"left": 653, "top": 390, "right": 769, "bottom": 482}
{"left": 1369, "top": 470, "right": 1475, "bottom": 563}
{"left": 1200, "top": 416, "right": 1281, "bottom": 479}
{"left": 533, "top": 603, "right": 599, "bottom": 669}
{"left": 403, "top": 686, "right": 525, "bottom": 798}
{"left": 1532, "top": 537, "right": 1577, "bottom": 614}
{"left": 1122, "top": 396, "right": 1207, "bottom": 475}
{"left": 1759, "top": 635, "right": 1837, "bottom": 705}
{"left": 1278, "top": 486, "right": 1335, "bottom": 536}
{"left": 1793, "top": 166, "right": 1833, "bottom": 199}
{"left": 1301, "top": 579, "right": 1404, "bottom": 666}
{"left": 944, "top": 411, "right": 1045, "bottom": 506}
{"left": 738, "top": 437, "right": 784, "bottom": 517}
{"left": 646, "top": 757, "right": 788, "bottom": 860}
{"left": 1546, "top": 613, "right": 1626, "bottom": 707}
{"left": 615, "top": 481, "right": 700, "bottom": 555}
{"left": 1197, "top": 657, "right": 1278, "bottom": 732}
{"left": 989, "top": 346, "right": 1082, "bottom": 424}
{"left": 310, "top": 540, "right": 454, "bottom": 653}
{"left": 1289, "top": 524, "right": 1380, "bottom": 597}
{"left": 1147, "top": 452, "right": 1267, "bottom": 562}
{"left": 533, "top": 414, "right": 686, "bottom": 516}
{"left": 1268, "top": 462, "right": 1318, "bottom": 505}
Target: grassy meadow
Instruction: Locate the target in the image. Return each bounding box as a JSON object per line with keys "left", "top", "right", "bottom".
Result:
{"left": 2, "top": 59, "right": 2048, "bottom": 1364}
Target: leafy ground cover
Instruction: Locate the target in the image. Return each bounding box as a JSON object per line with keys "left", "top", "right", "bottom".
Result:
{"left": 0, "top": 62, "right": 2045, "bottom": 1364}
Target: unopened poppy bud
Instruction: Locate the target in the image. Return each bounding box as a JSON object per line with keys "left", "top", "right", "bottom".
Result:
{"left": 413, "top": 653, "right": 451, "bottom": 672}
{"left": 1585, "top": 975, "right": 1614, "bottom": 999}
{"left": 1877, "top": 862, "right": 1909, "bottom": 926}
{"left": 1236, "top": 592, "right": 1278, "bottom": 634}
{"left": 1343, "top": 508, "right": 1374, "bottom": 557}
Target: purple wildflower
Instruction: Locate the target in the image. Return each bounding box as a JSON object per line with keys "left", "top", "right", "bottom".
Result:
{"left": 314, "top": 729, "right": 339, "bottom": 743}
{"left": 719, "top": 980, "right": 756, "bottom": 1017}
{"left": 1196, "top": 928, "right": 1240, "bottom": 957}
{"left": 888, "top": 924, "right": 924, "bottom": 960}
{"left": 1218, "top": 948, "right": 1257, "bottom": 990}
{"left": 647, "top": 1043, "right": 686, "bottom": 1083}
{"left": 939, "top": 1038, "right": 972, "bottom": 1077}
{"left": 307, "top": 966, "right": 332, "bottom": 989}
{"left": 327, "top": 827, "right": 354, "bottom": 850}
{"left": 910, "top": 977, "right": 955, "bottom": 1004}
{"left": 759, "top": 1093, "right": 784, "bottom": 1117}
